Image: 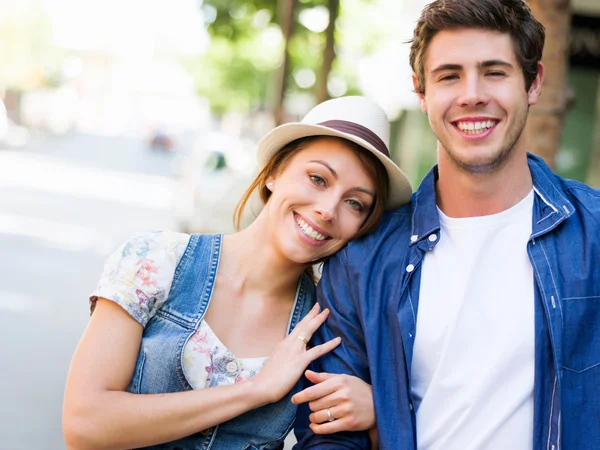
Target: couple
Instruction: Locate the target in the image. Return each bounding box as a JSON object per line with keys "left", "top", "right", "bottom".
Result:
{"left": 63, "top": 0, "right": 600, "bottom": 449}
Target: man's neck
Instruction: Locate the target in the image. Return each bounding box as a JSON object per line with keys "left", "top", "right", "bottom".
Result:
{"left": 435, "top": 149, "right": 533, "bottom": 218}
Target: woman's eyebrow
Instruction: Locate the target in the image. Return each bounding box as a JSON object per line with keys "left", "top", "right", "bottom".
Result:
{"left": 355, "top": 187, "right": 375, "bottom": 197}
{"left": 309, "top": 160, "right": 374, "bottom": 197}
{"left": 310, "top": 160, "right": 337, "bottom": 179}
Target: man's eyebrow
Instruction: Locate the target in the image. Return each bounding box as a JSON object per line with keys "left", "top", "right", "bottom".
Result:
{"left": 430, "top": 60, "right": 514, "bottom": 74}
{"left": 479, "top": 59, "right": 514, "bottom": 69}
{"left": 430, "top": 63, "right": 463, "bottom": 74}
{"left": 309, "top": 160, "right": 374, "bottom": 197}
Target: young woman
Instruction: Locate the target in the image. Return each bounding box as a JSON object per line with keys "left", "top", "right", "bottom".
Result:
{"left": 62, "top": 96, "right": 412, "bottom": 449}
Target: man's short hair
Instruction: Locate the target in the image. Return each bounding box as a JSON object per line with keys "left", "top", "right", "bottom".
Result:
{"left": 409, "top": 0, "right": 546, "bottom": 94}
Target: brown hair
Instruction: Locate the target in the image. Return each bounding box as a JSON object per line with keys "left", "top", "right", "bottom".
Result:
{"left": 409, "top": 0, "right": 545, "bottom": 95}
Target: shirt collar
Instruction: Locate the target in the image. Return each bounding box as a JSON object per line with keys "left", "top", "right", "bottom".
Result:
{"left": 410, "top": 153, "right": 574, "bottom": 247}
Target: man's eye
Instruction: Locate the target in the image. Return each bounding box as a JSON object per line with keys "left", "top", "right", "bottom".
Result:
{"left": 310, "top": 175, "right": 326, "bottom": 186}
{"left": 488, "top": 71, "right": 505, "bottom": 77}
{"left": 439, "top": 74, "right": 458, "bottom": 81}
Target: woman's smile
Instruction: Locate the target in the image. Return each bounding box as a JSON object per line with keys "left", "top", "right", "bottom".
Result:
{"left": 293, "top": 212, "right": 332, "bottom": 247}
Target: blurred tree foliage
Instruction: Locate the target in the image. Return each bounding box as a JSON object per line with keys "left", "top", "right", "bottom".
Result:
{"left": 184, "top": 0, "right": 354, "bottom": 118}
{"left": 0, "top": 3, "right": 63, "bottom": 91}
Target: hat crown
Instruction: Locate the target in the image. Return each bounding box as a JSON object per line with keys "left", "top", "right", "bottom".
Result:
{"left": 301, "top": 96, "right": 390, "bottom": 147}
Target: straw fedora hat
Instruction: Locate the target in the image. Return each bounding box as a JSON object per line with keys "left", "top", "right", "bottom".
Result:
{"left": 257, "top": 96, "right": 412, "bottom": 209}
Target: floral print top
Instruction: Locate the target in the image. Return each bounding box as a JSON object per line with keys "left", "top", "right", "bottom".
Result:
{"left": 90, "top": 231, "right": 267, "bottom": 390}
{"left": 184, "top": 320, "right": 266, "bottom": 389}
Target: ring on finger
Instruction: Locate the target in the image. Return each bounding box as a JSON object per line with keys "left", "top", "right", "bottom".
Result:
{"left": 297, "top": 335, "right": 309, "bottom": 345}
{"left": 327, "top": 408, "right": 336, "bottom": 422}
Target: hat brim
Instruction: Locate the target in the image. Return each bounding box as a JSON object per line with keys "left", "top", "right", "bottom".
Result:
{"left": 257, "top": 123, "right": 412, "bottom": 210}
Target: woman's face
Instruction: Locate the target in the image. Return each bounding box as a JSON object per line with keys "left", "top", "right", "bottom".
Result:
{"left": 265, "top": 137, "right": 376, "bottom": 265}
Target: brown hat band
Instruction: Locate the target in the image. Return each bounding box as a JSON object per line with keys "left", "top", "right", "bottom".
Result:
{"left": 317, "top": 120, "right": 390, "bottom": 158}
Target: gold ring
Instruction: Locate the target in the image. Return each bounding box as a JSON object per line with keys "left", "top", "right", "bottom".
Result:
{"left": 327, "top": 408, "right": 336, "bottom": 422}
{"left": 297, "top": 335, "right": 309, "bottom": 344}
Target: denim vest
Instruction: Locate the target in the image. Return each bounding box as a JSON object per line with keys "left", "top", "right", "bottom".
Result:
{"left": 127, "top": 233, "right": 315, "bottom": 449}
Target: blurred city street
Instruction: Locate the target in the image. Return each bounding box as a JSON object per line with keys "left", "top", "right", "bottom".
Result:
{"left": 0, "top": 132, "right": 181, "bottom": 449}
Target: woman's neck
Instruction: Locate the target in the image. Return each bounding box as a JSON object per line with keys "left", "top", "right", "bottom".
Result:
{"left": 220, "top": 217, "right": 306, "bottom": 302}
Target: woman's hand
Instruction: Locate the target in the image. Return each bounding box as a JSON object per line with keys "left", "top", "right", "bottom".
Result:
{"left": 251, "top": 303, "right": 341, "bottom": 404}
{"left": 291, "top": 370, "right": 375, "bottom": 434}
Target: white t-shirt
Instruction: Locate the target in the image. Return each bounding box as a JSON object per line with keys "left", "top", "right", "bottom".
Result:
{"left": 412, "top": 190, "right": 535, "bottom": 450}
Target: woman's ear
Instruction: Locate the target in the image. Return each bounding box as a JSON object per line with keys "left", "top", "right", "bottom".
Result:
{"left": 266, "top": 179, "right": 275, "bottom": 191}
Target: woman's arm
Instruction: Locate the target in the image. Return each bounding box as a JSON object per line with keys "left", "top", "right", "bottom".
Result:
{"left": 63, "top": 299, "right": 339, "bottom": 450}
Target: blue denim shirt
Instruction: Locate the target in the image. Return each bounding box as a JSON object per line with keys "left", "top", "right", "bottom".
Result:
{"left": 294, "top": 154, "right": 600, "bottom": 450}
{"left": 129, "top": 233, "right": 315, "bottom": 449}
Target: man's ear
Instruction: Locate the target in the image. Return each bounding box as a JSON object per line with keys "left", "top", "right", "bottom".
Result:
{"left": 412, "top": 74, "right": 427, "bottom": 114}
{"left": 527, "top": 62, "right": 544, "bottom": 106}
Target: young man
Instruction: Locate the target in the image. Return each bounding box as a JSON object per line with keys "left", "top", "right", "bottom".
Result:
{"left": 293, "top": 0, "right": 600, "bottom": 449}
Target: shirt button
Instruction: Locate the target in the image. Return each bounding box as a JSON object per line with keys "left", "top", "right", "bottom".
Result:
{"left": 406, "top": 264, "right": 415, "bottom": 273}
{"left": 428, "top": 234, "right": 437, "bottom": 242}
{"left": 410, "top": 235, "right": 418, "bottom": 243}
{"left": 226, "top": 361, "right": 238, "bottom": 373}
{"left": 409, "top": 403, "right": 414, "bottom": 411}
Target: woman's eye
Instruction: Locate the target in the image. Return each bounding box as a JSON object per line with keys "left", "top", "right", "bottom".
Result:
{"left": 346, "top": 199, "right": 364, "bottom": 211}
{"left": 310, "top": 175, "right": 326, "bottom": 186}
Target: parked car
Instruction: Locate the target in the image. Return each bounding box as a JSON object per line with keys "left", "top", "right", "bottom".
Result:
{"left": 172, "top": 132, "right": 260, "bottom": 234}
{"left": 149, "top": 130, "right": 176, "bottom": 152}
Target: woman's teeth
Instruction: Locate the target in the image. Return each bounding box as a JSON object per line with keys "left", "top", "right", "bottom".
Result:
{"left": 296, "top": 216, "right": 327, "bottom": 241}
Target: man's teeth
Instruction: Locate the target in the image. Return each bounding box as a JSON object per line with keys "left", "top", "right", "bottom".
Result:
{"left": 456, "top": 120, "right": 496, "bottom": 134}
{"left": 296, "top": 217, "right": 327, "bottom": 241}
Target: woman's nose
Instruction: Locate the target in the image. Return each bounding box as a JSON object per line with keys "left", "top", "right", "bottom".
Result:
{"left": 314, "top": 196, "right": 336, "bottom": 221}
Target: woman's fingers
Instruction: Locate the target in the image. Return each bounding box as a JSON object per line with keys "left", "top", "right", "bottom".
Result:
{"left": 291, "top": 372, "right": 337, "bottom": 405}
{"left": 301, "top": 373, "right": 376, "bottom": 432}
{"left": 296, "top": 303, "right": 321, "bottom": 329}
{"left": 309, "top": 404, "right": 348, "bottom": 425}
{"left": 288, "top": 304, "right": 324, "bottom": 346}
{"left": 297, "top": 307, "right": 330, "bottom": 341}
{"left": 304, "top": 369, "right": 331, "bottom": 382}
{"left": 304, "top": 336, "right": 341, "bottom": 364}
{"left": 307, "top": 392, "right": 339, "bottom": 413}
{"left": 292, "top": 308, "right": 333, "bottom": 352}
{"left": 309, "top": 416, "right": 357, "bottom": 435}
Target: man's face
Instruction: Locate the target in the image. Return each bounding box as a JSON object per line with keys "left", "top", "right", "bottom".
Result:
{"left": 415, "top": 28, "right": 543, "bottom": 174}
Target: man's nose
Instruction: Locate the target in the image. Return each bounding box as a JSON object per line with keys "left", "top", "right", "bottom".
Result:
{"left": 457, "top": 75, "right": 490, "bottom": 108}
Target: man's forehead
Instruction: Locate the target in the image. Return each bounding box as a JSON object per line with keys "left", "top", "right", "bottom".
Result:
{"left": 424, "top": 28, "right": 517, "bottom": 71}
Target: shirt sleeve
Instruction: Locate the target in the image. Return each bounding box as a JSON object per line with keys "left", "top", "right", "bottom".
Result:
{"left": 293, "top": 247, "right": 371, "bottom": 450}
{"left": 89, "top": 230, "right": 191, "bottom": 327}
